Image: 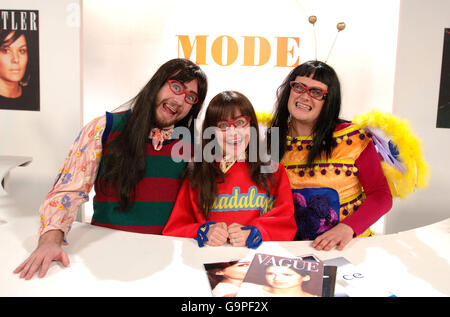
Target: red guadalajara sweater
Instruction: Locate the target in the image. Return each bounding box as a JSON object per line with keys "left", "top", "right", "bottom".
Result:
{"left": 162, "top": 162, "right": 297, "bottom": 241}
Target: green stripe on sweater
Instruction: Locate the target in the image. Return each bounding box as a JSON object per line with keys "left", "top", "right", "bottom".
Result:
{"left": 92, "top": 201, "right": 174, "bottom": 227}
{"left": 144, "top": 155, "right": 187, "bottom": 179}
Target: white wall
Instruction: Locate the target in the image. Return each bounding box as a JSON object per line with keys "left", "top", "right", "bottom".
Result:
{"left": 0, "top": 0, "right": 81, "bottom": 215}
{"left": 385, "top": 0, "right": 450, "bottom": 233}
{"left": 83, "top": 0, "right": 400, "bottom": 121}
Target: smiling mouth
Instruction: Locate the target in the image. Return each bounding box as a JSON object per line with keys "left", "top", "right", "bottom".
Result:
{"left": 162, "top": 103, "right": 177, "bottom": 116}
{"left": 274, "top": 280, "right": 290, "bottom": 285}
{"left": 295, "top": 102, "right": 312, "bottom": 111}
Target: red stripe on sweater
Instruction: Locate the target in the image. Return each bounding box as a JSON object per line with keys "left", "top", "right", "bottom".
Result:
{"left": 105, "top": 132, "right": 191, "bottom": 159}
{"left": 91, "top": 221, "right": 164, "bottom": 234}
{"left": 94, "top": 177, "right": 182, "bottom": 202}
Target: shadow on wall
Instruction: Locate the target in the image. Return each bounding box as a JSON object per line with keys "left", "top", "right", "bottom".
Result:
{"left": 5, "top": 168, "right": 57, "bottom": 216}
{"left": 385, "top": 185, "right": 450, "bottom": 234}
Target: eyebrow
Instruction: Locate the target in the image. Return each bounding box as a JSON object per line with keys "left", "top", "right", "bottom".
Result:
{"left": 178, "top": 80, "right": 198, "bottom": 94}
{"left": 219, "top": 113, "right": 245, "bottom": 120}
{"left": 299, "top": 81, "right": 327, "bottom": 90}
{"left": 186, "top": 85, "right": 198, "bottom": 95}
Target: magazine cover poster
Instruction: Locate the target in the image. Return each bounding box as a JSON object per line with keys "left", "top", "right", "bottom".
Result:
{"left": 436, "top": 28, "right": 450, "bottom": 128}
{"left": 0, "top": 9, "right": 40, "bottom": 111}
{"left": 237, "top": 253, "right": 324, "bottom": 297}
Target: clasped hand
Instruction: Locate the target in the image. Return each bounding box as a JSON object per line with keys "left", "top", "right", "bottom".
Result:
{"left": 205, "top": 222, "right": 250, "bottom": 247}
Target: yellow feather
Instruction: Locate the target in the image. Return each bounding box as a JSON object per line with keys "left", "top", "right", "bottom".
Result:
{"left": 255, "top": 111, "right": 274, "bottom": 127}
{"left": 353, "top": 110, "right": 429, "bottom": 198}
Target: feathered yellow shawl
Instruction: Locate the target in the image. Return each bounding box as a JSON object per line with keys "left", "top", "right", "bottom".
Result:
{"left": 352, "top": 110, "right": 429, "bottom": 198}
{"left": 257, "top": 110, "right": 429, "bottom": 199}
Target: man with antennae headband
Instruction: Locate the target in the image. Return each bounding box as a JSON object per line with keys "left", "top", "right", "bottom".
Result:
{"left": 269, "top": 17, "right": 427, "bottom": 251}
{"left": 270, "top": 59, "right": 393, "bottom": 250}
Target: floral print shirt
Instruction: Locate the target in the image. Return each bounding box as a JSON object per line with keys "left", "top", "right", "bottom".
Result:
{"left": 39, "top": 116, "right": 105, "bottom": 243}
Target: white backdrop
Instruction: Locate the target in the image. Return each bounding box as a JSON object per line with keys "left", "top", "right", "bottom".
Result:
{"left": 81, "top": 0, "right": 400, "bottom": 229}
{"left": 82, "top": 0, "right": 400, "bottom": 122}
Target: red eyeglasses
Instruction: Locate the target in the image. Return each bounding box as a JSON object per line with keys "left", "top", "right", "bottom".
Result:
{"left": 217, "top": 116, "right": 251, "bottom": 131}
{"left": 290, "top": 81, "right": 328, "bottom": 101}
{"left": 167, "top": 79, "right": 199, "bottom": 104}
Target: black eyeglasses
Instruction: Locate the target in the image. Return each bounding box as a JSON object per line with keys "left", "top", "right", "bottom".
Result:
{"left": 289, "top": 81, "right": 328, "bottom": 101}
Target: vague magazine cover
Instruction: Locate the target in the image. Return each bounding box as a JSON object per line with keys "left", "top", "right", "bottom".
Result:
{"left": 237, "top": 253, "right": 324, "bottom": 297}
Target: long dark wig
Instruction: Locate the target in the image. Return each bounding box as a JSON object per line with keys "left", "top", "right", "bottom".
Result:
{"left": 188, "top": 91, "right": 273, "bottom": 217}
{"left": 97, "top": 58, "right": 208, "bottom": 211}
{"left": 270, "top": 60, "right": 346, "bottom": 167}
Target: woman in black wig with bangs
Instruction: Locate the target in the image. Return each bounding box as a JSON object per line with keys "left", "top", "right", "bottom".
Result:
{"left": 271, "top": 60, "right": 345, "bottom": 166}
{"left": 270, "top": 60, "right": 392, "bottom": 251}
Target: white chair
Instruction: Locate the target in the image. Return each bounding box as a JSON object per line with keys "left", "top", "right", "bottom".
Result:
{"left": 0, "top": 156, "right": 33, "bottom": 195}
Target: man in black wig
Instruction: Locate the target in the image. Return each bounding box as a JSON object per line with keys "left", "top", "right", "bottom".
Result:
{"left": 14, "top": 58, "right": 208, "bottom": 279}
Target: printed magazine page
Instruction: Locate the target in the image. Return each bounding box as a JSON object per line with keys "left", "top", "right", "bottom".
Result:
{"left": 204, "top": 260, "right": 251, "bottom": 297}
{"left": 237, "top": 253, "right": 324, "bottom": 297}
{"left": 298, "top": 254, "right": 336, "bottom": 297}
{"left": 203, "top": 253, "right": 336, "bottom": 297}
{"left": 323, "top": 257, "right": 396, "bottom": 297}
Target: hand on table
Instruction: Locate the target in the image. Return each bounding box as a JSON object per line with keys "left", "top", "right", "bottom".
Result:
{"left": 13, "top": 230, "right": 70, "bottom": 280}
{"left": 311, "top": 223, "right": 354, "bottom": 251}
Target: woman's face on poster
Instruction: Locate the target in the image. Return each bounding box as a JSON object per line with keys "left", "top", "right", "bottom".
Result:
{"left": 0, "top": 32, "right": 28, "bottom": 84}
{"left": 265, "top": 265, "right": 306, "bottom": 289}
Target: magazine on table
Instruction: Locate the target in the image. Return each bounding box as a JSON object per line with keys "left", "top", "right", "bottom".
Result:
{"left": 322, "top": 257, "right": 396, "bottom": 297}
{"left": 203, "top": 253, "right": 327, "bottom": 297}
{"left": 300, "top": 254, "right": 337, "bottom": 297}
{"left": 203, "top": 259, "right": 251, "bottom": 297}
{"left": 236, "top": 253, "right": 324, "bottom": 297}
{"left": 202, "top": 252, "right": 395, "bottom": 297}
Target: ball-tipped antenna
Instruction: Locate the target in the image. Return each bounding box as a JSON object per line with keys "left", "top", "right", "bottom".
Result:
{"left": 308, "top": 16, "right": 318, "bottom": 60}
{"left": 325, "top": 22, "right": 346, "bottom": 63}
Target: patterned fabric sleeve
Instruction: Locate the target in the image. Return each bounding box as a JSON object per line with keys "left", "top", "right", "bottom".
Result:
{"left": 39, "top": 116, "right": 106, "bottom": 243}
{"left": 341, "top": 140, "right": 393, "bottom": 236}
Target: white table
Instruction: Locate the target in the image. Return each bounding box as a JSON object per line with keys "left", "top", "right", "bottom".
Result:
{"left": 1, "top": 194, "right": 449, "bottom": 297}
{"left": 0, "top": 156, "right": 32, "bottom": 195}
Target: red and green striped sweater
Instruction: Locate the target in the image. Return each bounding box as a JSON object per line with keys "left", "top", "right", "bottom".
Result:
{"left": 92, "top": 111, "right": 190, "bottom": 234}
